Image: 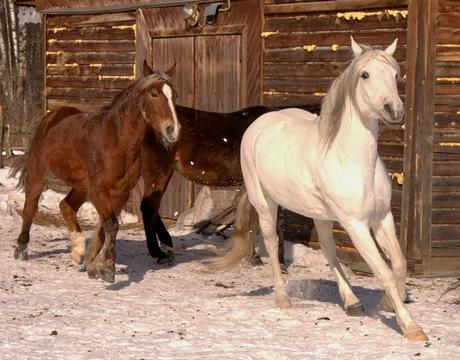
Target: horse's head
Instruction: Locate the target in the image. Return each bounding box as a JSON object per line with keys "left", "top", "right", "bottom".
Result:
{"left": 350, "top": 37, "right": 404, "bottom": 126}
{"left": 139, "top": 62, "right": 181, "bottom": 145}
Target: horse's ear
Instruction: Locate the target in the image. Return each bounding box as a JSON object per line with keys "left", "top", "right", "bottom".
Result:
{"left": 165, "top": 62, "right": 176, "bottom": 78}
{"left": 143, "top": 60, "right": 154, "bottom": 77}
{"left": 350, "top": 36, "right": 363, "bottom": 57}
{"left": 385, "top": 38, "right": 398, "bottom": 56}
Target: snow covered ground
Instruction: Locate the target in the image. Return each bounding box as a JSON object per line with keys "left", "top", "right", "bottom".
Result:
{"left": 1, "top": 166, "right": 460, "bottom": 359}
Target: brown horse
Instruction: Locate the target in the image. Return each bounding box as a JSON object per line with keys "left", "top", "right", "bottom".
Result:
{"left": 10, "top": 68, "right": 180, "bottom": 283}
{"left": 140, "top": 62, "right": 320, "bottom": 265}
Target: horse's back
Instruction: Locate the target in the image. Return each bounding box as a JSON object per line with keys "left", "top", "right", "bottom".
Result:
{"left": 276, "top": 107, "right": 319, "bottom": 122}
{"left": 41, "top": 110, "right": 97, "bottom": 190}
{"left": 241, "top": 109, "right": 324, "bottom": 213}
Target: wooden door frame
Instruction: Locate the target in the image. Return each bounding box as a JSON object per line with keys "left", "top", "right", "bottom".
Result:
{"left": 149, "top": 25, "right": 248, "bottom": 109}
{"left": 400, "top": 0, "right": 439, "bottom": 275}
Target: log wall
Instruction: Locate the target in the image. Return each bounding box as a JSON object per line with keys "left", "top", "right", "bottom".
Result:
{"left": 45, "top": 12, "right": 136, "bottom": 113}
{"left": 429, "top": 0, "right": 460, "bottom": 274}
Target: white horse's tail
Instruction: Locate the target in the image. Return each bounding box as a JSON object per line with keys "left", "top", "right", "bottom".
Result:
{"left": 206, "top": 189, "right": 259, "bottom": 271}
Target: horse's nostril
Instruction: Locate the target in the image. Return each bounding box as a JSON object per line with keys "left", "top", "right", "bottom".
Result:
{"left": 384, "top": 103, "right": 393, "bottom": 115}
{"left": 166, "top": 126, "right": 174, "bottom": 135}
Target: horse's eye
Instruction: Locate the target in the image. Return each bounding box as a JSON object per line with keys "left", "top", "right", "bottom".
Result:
{"left": 150, "top": 90, "right": 158, "bottom": 98}
{"left": 395, "top": 73, "right": 399, "bottom": 80}
{"left": 361, "top": 71, "right": 369, "bottom": 80}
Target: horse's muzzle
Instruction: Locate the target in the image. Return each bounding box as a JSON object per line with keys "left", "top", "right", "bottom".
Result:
{"left": 381, "top": 102, "right": 404, "bottom": 125}
{"left": 162, "top": 123, "right": 181, "bottom": 144}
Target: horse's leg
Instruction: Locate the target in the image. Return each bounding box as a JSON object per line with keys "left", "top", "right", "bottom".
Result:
{"left": 257, "top": 198, "right": 291, "bottom": 309}
{"left": 314, "top": 219, "right": 364, "bottom": 315}
{"left": 14, "top": 166, "right": 47, "bottom": 260}
{"left": 140, "top": 169, "right": 174, "bottom": 264}
{"left": 86, "top": 191, "right": 118, "bottom": 283}
{"left": 59, "top": 189, "right": 87, "bottom": 264}
{"left": 276, "top": 215, "right": 287, "bottom": 269}
{"left": 372, "top": 212, "right": 407, "bottom": 312}
{"left": 154, "top": 216, "right": 175, "bottom": 262}
{"left": 344, "top": 221, "right": 427, "bottom": 341}
{"left": 85, "top": 224, "right": 104, "bottom": 268}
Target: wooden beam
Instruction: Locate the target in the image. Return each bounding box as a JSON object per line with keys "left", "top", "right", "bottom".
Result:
{"left": 0, "top": 106, "right": 4, "bottom": 168}
{"left": 135, "top": 8, "right": 151, "bottom": 80}
{"left": 400, "top": 0, "right": 439, "bottom": 275}
{"left": 264, "top": 0, "right": 408, "bottom": 14}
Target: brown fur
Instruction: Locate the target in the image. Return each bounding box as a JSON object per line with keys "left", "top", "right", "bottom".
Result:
{"left": 140, "top": 60, "right": 321, "bottom": 262}
{"left": 12, "top": 72, "right": 179, "bottom": 283}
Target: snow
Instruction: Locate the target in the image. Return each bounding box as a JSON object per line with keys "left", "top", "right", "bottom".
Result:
{"left": 1, "top": 166, "right": 460, "bottom": 359}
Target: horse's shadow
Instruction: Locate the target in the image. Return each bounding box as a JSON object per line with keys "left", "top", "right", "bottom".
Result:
{"left": 26, "top": 232, "right": 220, "bottom": 290}
{"left": 238, "top": 278, "right": 402, "bottom": 334}
{"left": 105, "top": 235, "right": 217, "bottom": 291}
{"left": 28, "top": 237, "right": 69, "bottom": 260}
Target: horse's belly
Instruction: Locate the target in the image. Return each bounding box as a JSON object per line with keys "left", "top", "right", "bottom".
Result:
{"left": 261, "top": 174, "right": 335, "bottom": 220}
{"left": 45, "top": 150, "right": 90, "bottom": 190}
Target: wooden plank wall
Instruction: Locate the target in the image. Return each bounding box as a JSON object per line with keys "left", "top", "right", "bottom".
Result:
{"left": 430, "top": 0, "right": 460, "bottom": 274}
{"left": 262, "top": 0, "right": 408, "bottom": 268}
{"left": 45, "top": 12, "right": 136, "bottom": 113}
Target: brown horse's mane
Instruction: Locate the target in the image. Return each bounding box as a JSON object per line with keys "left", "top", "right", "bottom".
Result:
{"left": 103, "top": 72, "right": 176, "bottom": 115}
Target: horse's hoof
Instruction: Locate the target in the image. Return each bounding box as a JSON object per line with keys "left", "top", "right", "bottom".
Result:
{"left": 157, "top": 255, "right": 175, "bottom": 266}
{"left": 87, "top": 260, "right": 115, "bottom": 283}
{"left": 249, "top": 255, "right": 264, "bottom": 266}
{"left": 280, "top": 263, "right": 288, "bottom": 275}
{"left": 100, "top": 270, "right": 115, "bottom": 283}
{"left": 345, "top": 303, "right": 365, "bottom": 316}
{"left": 276, "top": 296, "right": 292, "bottom": 309}
{"left": 87, "top": 267, "right": 115, "bottom": 283}
{"left": 70, "top": 251, "right": 84, "bottom": 265}
{"left": 405, "top": 323, "right": 428, "bottom": 342}
{"left": 14, "top": 247, "right": 28, "bottom": 261}
{"left": 379, "top": 294, "right": 395, "bottom": 313}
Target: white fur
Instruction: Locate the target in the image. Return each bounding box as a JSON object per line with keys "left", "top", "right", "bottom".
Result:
{"left": 69, "top": 231, "right": 86, "bottom": 264}
{"left": 162, "top": 84, "right": 180, "bottom": 139}
{"left": 385, "top": 38, "right": 398, "bottom": 56}
{"left": 350, "top": 36, "right": 363, "bottom": 57}
{"left": 240, "top": 39, "right": 425, "bottom": 339}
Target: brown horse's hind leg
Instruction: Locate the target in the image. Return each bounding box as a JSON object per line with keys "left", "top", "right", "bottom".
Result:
{"left": 15, "top": 170, "right": 48, "bottom": 260}
{"left": 59, "top": 189, "right": 87, "bottom": 264}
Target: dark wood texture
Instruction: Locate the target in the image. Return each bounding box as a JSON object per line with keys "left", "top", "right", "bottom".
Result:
{"left": 425, "top": 0, "right": 460, "bottom": 275}
{"left": 137, "top": 1, "right": 262, "bottom": 219}
{"left": 45, "top": 12, "right": 135, "bottom": 112}
{"left": 400, "top": 0, "right": 439, "bottom": 275}
{"left": 264, "top": 0, "right": 408, "bottom": 14}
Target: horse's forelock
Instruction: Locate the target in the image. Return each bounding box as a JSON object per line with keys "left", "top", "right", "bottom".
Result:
{"left": 139, "top": 72, "right": 176, "bottom": 92}
{"left": 319, "top": 48, "right": 399, "bottom": 149}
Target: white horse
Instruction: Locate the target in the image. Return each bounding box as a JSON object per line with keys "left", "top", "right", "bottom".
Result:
{"left": 211, "top": 38, "right": 427, "bottom": 341}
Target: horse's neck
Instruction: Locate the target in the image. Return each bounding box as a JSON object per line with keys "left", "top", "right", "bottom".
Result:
{"left": 332, "top": 103, "right": 379, "bottom": 171}
{"left": 115, "top": 106, "right": 147, "bottom": 151}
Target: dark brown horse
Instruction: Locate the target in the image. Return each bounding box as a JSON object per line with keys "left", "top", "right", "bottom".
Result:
{"left": 140, "top": 62, "right": 321, "bottom": 264}
{"left": 11, "top": 68, "right": 180, "bottom": 283}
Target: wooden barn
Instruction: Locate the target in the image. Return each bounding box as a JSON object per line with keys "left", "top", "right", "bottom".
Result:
{"left": 23, "top": 0, "right": 460, "bottom": 276}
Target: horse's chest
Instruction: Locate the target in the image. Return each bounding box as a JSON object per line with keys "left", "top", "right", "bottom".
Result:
{"left": 116, "top": 159, "right": 141, "bottom": 189}
{"left": 318, "top": 168, "right": 383, "bottom": 220}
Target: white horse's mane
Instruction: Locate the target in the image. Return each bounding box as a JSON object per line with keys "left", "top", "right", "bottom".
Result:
{"left": 318, "top": 46, "right": 400, "bottom": 148}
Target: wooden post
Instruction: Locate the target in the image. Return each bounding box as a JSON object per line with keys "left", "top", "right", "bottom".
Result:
{"left": 0, "top": 106, "right": 3, "bottom": 168}
{"left": 400, "top": 0, "right": 438, "bottom": 275}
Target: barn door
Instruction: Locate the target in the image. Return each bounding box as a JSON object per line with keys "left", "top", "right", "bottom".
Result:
{"left": 152, "top": 34, "right": 242, "bottom": 218}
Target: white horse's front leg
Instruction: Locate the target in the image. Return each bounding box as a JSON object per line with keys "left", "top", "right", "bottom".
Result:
{"left": 314, "top": 219, "right": 364, "bottom": 315}
{"left": 372, "top": 212, "right": 407, "bottom": 312}
{"left": 344, "top": 220, "right": 427, "bottom": 341}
